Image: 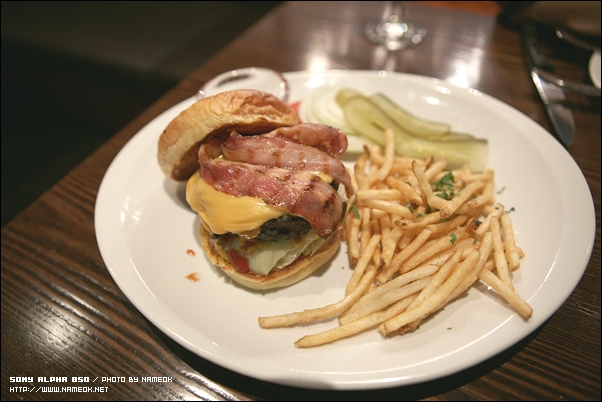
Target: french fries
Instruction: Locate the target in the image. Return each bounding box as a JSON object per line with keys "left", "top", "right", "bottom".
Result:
{"left": 258, "top": 133, "right": 531, "bottom": 347}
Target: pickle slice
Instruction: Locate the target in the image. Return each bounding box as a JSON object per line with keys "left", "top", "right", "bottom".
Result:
{"left": 369, "top": 92, "right": 452, "bottom": 138}
{"left": 335, "top": 88, "right": 364, "bottom": 108}
{"left": 341, "top": 95, "right": 488, "bottom": 172}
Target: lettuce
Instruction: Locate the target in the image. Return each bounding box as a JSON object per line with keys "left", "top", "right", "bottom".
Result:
{"left": 247, "top": 230, "right": 325, "bottom": 276}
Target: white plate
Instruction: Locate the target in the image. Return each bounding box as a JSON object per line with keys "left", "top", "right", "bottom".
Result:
{"left": 95, "top": 70, "right": 595, "bottom": 390}
{"left": 589, "top": 51, "right": 601, "bottom": 89}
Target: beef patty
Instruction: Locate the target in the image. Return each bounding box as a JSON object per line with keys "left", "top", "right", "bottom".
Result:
{"left": 256, "top": 215, "right": 312, "bottom": 241}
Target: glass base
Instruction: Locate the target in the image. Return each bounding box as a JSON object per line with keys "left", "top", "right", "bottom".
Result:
{"left": 365, "top": 21, "right": 426, "bottom": 51}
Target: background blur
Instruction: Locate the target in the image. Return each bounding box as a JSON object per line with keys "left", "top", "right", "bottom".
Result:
{"left": 1, "top": 1, "right": 281, "bottom": 227}
{"left": 7, "top": 1, "right": 589, "bottom": 228}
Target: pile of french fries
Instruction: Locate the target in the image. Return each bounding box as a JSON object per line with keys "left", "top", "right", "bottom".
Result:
{"left": 258, "top": 129, "right": 532, "bottom": 347}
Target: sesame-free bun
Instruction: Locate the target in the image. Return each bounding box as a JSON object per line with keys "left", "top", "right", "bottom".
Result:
{"left": 199, "top": 224, "right": 341, "bottom": 290}
{"left": 158, "top": 89, "right": 298, "bottom": 181}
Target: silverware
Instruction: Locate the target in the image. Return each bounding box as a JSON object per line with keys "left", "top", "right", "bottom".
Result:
{"left": 522, "top": 24, "right": 575, "bottom": 147}
{"left": 555, "top": 29, "right": 600, "bottom": 53}
{"left": 532, "top": 67, "right": 601, "bottom": 97}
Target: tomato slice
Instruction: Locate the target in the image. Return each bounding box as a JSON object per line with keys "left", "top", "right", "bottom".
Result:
{"left": 289, "top": 101, "right": 302, "bottom": 122}
{"left": 227, "top": 249, "right": 250, "bottom": 273}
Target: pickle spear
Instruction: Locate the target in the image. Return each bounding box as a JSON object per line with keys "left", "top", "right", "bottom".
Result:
{"left": 341, "top": 94, "right": 488, "bottom": 172}
{"left": 369, "top": 92, "right": 452, "bottom": 138}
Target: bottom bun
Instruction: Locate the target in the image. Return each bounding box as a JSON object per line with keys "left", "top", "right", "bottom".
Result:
{"left": 199, "top": 225, "right": 341, "bottom": 290}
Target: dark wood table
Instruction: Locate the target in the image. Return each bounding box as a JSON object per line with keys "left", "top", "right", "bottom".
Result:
{"left": 2, "top": 2, "right": 600, "bottom": 400}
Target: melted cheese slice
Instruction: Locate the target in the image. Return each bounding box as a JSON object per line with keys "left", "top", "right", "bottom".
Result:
{"left": 186, "top": 172, "right": 287, "bottom": 237}
{"left": 186, "top": 168, "right": 334, "bottom": 238}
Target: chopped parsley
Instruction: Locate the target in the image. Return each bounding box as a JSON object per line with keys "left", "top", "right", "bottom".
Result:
{"left": 432, "top": 172, "right": 455, "bottom": 190}
{"left": 450, "top": 232, "right": 458, "bottom": 244}
{"left": 436, "top": 189, "right": 455, "bottom": 200}
{"left": 432, "top": 172, "right": 456, "bottom": 200}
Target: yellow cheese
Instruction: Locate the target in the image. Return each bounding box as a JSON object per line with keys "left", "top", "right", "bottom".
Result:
{"left": 186, "top": 161, "right": 334, "bottom": 238}
{"left": 186, "top": 171, "right": 287, "bottom": 237}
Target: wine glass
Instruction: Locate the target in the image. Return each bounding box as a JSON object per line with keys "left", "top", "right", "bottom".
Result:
{"left": 364, "top": 1, "right": 426, "bottom": 51}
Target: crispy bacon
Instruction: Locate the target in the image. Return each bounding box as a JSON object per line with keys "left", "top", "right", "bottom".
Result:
{"left": 198, "top": 145, "right": 345, "bottom": 239}
{"left": 263, "top": 123, "right": 348, "bottom": 158}
{"left": 221, "top": 133, "right": 354, "bottom": 197}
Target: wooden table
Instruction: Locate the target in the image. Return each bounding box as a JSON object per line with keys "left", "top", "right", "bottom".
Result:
{"left": 2, "top": 2, "right": 600, "bottom": 400}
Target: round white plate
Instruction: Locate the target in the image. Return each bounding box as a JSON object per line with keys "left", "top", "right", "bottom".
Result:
{"left": 589, "top": 50, "right": 601, "bottom": 89}
{"left": 95, "top": 70, "right": 595, "bottom": 390}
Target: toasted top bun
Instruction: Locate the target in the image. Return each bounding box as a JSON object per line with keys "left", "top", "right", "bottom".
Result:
{"left": 199, "top": 224, "right": 341, "bottom": 290}
{"left": 158, "top": 89, "right": 298, "bottom": 181}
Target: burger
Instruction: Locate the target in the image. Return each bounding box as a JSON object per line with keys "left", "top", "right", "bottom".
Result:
{"left": 157, "top": 89, "right": 354, "bottom": 290}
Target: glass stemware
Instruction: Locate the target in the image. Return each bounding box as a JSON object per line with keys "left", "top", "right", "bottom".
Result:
{"left": 364, "top": 1, "right": 426, "bottom": 51}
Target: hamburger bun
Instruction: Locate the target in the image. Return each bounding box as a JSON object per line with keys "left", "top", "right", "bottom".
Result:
{"left": 158, "top": 89, "right": 298, "bottom": 181}
{"left": 199, "top": 224, "right": 342, "bottom": 290}
{"left": 158, "top": 89, "right": 347, "bottom": 290}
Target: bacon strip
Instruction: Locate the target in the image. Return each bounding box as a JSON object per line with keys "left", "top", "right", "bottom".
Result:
{"left": 263, "top": 123, "right": 348, "bottom": 158}
{"left": 221, "top": 133, "right": 354, "bottom": 197}
{"left": 198, "top": 145, "right": 345, "bottom": 239}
